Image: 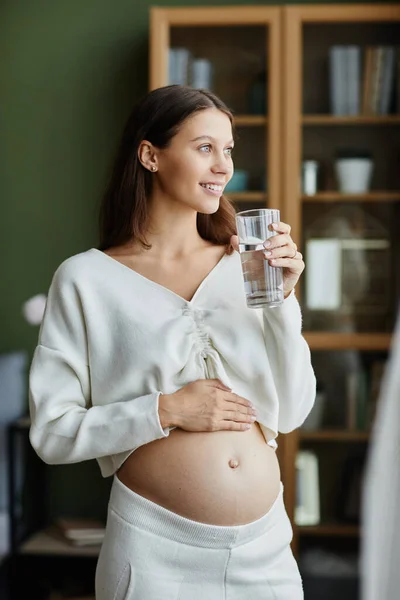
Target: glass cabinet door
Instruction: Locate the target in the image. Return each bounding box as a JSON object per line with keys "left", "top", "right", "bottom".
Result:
{"left": 300, "top": 19, "right": 400, "bottom": 334}
{"left": 283, "top": 6, "right": 400, "bottom": 336}
{"left": 150, "top": 7, "right": 282, "bottom": 213}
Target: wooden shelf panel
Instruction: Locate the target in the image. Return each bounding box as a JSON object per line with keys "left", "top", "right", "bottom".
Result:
{"left": 302, "top": 191, "right": 400, "bottom": 202}
{"left": 19, "top": 530, "right": 101, "bottom": 557}
{"left": 300, "top": 430, "right": 370, "bottom": 442}
{"left": 303, "top": 115, "right": 400, "bottom": 126}
{"left": 226, "top": 192, "right": 267, "bottom": 202}
{"left": 234, "top": 115, "right": 268, "bottom": 126}
{"left": 296, "top": 523, "right": 360, "bottom": 537}
{"left": 304, "top": 332, "right": 392, "bottom": 351}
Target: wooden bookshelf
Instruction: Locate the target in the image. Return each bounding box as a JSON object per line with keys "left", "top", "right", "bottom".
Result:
{"left": 296, "top": 523, "right": 360, "bottom": 537}
{"left": 299, "top": 430, "right": 370, "bottom": 442}
{"left": 234, "top": 115, "right": 268, "bottom": 126}
{"left": 303, "top": 115, "right": 400, "bottom": 125}
{"left": 283, "top": 3, "right": 400, "bottom": 561}
{"left": 149, "top": 2, "right": 400, "bottom": 570}
{"left": 19, "top": 530, "right": 101, "bottom": 557}
{"left": 302, "top": 191, "right": 400, "bottom": 202}
{"left": 304, "top": 332, "right": 392, "bottom": 350}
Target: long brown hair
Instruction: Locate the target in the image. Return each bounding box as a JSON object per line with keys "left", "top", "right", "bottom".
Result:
{"left": 99, "top": 85, "right": 236, "bottom": 253}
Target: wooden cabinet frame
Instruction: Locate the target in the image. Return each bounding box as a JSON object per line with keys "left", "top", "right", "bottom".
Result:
{"left": 150, "top": 4, "right": 400, "bottom": 558}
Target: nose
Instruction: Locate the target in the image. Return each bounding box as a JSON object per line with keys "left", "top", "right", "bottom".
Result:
{"left": 211, "top": 153, "right": 232, "bottom": 176}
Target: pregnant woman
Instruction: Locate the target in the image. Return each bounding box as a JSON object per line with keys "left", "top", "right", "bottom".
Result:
{"left": 29, "top": 85, "right": 316, "bottom": 600}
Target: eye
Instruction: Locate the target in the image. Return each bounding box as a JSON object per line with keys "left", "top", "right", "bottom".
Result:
{"left": 199, "top": 144, "right": 212, "bottom": 153}
{"left": 224, "top": 147, "right": 234, "bottom": 156}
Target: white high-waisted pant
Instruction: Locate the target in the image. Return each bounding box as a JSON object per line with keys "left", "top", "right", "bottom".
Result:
{"left": 95, "top": 476, "right": 303, "bottom": 600}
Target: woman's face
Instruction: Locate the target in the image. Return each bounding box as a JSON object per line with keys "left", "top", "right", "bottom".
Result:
{"left": 153, "top": 108, "right": 234, "bottom": 214}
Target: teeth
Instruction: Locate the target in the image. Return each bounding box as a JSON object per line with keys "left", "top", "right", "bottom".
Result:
{"left": 201, "top": 184, "right": 223, "bottom": 191}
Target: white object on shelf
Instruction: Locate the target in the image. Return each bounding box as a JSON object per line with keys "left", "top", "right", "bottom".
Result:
{"left": 306, "top": 239, "right": 342, "bottom": 310}
{"left": 295, "top": 450, "right": 320, "bottom": 526}
{"left": 335, "top": 158, "right": 374, "bottom": 193}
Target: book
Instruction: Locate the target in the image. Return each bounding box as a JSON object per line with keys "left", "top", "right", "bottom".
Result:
{"left": 346, "top": 369, "right": 368, "bottom": 430}
{"left": 50, "top": 518, "right": 105, "bottom": 546}
{"left": 367, "top": 360, "right": 386, "bottom": 428}
{"left": 397, "top": 47, "right": 400, "bottom": 114}
{"left": 329, "top": 46, "right": 348, "bottom": 115}
{"left": 346, "top": 371, "right": 358, "bottom": 430}
{"left": 168, "top": 48, "right": 192, "bottom": 85}
{"left": 347, "top": 46, "right": 361, "bottom": 115}
{"left": 371, "top": 47, "right": 385, "bottom": 114}
{"left": 362, "top": 47, "right": 373, "bottom": 114}
{"left": 378, "top": 47, "right": 396, "bottom": 115}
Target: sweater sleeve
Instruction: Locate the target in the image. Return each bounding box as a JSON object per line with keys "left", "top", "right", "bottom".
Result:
{"left": 262, "top": 290, "right": 316, "bottom": 433}
{"left": 29, "top": 262, "right": 170, "bottom": 466}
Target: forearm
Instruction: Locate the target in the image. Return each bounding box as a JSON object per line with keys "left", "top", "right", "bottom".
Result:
{"left": 263, "top": 291, "right": 316, "bottom": 432}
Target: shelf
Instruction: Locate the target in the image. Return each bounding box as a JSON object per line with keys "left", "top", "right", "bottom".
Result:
{"left": 296, "top": 523, "right": 360, "bottom": 537}
{"left": 19, "top": 530, "right": 101, "bottom": 557}
{"left": 302, "top": 191, "right": 400, "bottom": 202}
{"left": 49, "top": 596, "right": 95, "bottom": 600}
{"left": 303, "top": 115, "right": 400, "bottom": 126}
{"left": 233, "top": 115, "right": 267, "bottom": 126}
{"left": 226, "top": 192, "right": 267, "bottom": 202}
{"left": 300, "top": 430, "right": 370, "bottom": 442}
{"left": 304, "top": 332, "right": 392, "bottom": 351}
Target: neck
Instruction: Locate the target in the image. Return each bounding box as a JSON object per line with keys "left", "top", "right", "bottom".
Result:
{"left": 138, "top": 194, "right": 208, "bottom": 260}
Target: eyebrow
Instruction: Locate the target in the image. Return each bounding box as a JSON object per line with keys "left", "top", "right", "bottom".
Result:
{"left": 190, "top": 135, "right": 234, "bottom": 145}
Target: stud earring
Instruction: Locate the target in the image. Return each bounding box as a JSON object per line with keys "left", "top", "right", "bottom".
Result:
{"left": 151, "top": 166, "right": 157, "bottom": 172}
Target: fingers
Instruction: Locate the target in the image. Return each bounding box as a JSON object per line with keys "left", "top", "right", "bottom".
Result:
{"left": 207, "top": 379, "right": 233, "bottom": 392}
{"left": 224, "top": 391, "right": 255, "bottom": 411}
{"left": 269, "top": 221, "right": 291, "bottom": 235}
{"left": 267, "top": 253, "right": 305, "bottom": 271}
{"left": 223, "top": 408, "right": 257, "bottom": 424}
{"left": 219, "top": 421, "right": 253, "bottom": 432}
{"left": 264, "top": 243, "right": 300, "bottom": 261}
{"left": 263, "top": 233, "right": 292, "bottom": 252}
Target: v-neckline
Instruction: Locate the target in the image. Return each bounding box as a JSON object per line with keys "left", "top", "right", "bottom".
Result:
{"left": 90, "top": 247, "right": 229, "bottom": 305}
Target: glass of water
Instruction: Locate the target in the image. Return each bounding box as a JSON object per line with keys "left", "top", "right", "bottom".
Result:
{"left": 235, "top": 208, "right": 284, "bottom": 308}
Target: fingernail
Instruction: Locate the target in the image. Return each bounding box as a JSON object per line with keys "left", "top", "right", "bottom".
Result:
{"left": 263, "top": 241, "right": 271, "bottom": 248}
{"left": 264, "top": 251, "right": 271, "bottom": 257}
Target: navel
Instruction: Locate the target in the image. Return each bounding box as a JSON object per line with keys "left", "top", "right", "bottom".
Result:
{"left": 228, "top": 458, "right": 240, "bottom": 469}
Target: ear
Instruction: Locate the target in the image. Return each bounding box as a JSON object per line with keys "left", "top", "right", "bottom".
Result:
{"left": 138, "top": 140, "right": 158, "bottom": 172}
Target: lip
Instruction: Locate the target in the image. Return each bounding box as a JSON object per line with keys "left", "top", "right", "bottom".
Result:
{"left": 200, "top": 182, "right": 225, "bottom": 186}
{"left": 200, "top": 183, "right": 224, "bottom": 197}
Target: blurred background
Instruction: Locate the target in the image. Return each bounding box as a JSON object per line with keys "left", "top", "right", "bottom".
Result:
{"left": 1, "top": 1, "right": 400, "bottom": 598}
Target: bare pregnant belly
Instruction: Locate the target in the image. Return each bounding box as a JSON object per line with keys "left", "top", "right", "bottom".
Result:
{"left": 117, "top": 422, "right": 281, "bottom": 526}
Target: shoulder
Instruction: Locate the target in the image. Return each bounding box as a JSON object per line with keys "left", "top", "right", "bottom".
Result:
{"left": 50, "top": 248, "right": 100, "bottom": 291}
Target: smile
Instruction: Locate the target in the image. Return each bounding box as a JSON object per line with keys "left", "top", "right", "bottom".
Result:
{"left": 200, "top": 183, "right": 223, "bottom": 196}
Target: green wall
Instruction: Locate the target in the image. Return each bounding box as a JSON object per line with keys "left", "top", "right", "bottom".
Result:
{"left": 1, "top": 0, "right": 396, "bottom": 515}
